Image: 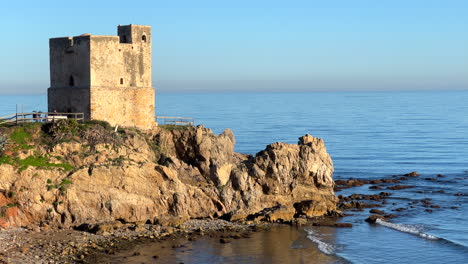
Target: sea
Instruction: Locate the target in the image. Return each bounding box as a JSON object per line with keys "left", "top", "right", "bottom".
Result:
{"left": 1, "top": 91, "right": 467, "bottom": 264}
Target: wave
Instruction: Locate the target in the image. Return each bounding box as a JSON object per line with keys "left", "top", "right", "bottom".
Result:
{"left": 304, "top": 228, "right": 336, "bottom": 255}
{"left": 376, "top": 219, "right": 468, "bottom": 252}
{"left": 375, "top": 219, "right": 439, "bottom": 240}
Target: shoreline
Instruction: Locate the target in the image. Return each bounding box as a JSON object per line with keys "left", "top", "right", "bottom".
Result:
{"left": 0, "top": 219, "right": 315, "bottom": 264}
{"left": 1, "top": 170, "right": 463, "bottom": 263}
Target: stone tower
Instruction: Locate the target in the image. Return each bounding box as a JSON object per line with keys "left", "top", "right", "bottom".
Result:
{"left": 47, "top": 24, "right": 155, "bottom": 129}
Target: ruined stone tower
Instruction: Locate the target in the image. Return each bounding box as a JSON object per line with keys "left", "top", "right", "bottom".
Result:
{"left": 47, "top": 24, "right": 155, "bottom": 129}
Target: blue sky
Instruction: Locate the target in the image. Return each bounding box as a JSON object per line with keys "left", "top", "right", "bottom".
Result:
{"left": 1, "top": 0, "right": 467, "bottom": 94}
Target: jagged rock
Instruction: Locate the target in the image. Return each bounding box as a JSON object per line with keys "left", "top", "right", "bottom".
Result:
{"left": 0, "top": 125, "right": 337, "bottom": 228}
{"left": 294, "top": 199, "right": 335, "bottom": 217}
{"left": 245, "top": 205, "right": 296, "bottom": 223}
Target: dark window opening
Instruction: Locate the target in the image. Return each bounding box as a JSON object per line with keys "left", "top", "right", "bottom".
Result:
{"left": 120, "top": 78, "right": 124, "bottom": 85}
{"left": 142, "top": 35, "right": 147, "bottom": 42}
{"left": 69, "top": 76, "right": 74, "bottom": 87}
{"left": 122, "top": 35, "right": 127, "bottom": 43}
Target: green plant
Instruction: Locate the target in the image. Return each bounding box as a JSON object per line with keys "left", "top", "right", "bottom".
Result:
{"left": 0, "top": 203, "right": 18, "bottom": 218}
{"left": 110, "top": 155, "right": 127, "bottom": 166}
{"left": 58, "top": 178, "right": 73, "bottom": 195}
{"left": 159, "top": 124, "right": 191, "bottom": 131}
{"left": 0, "top": 155, "right": 13, "bottom": 165}
{"left": 82, "top": 120, "right": 112, "bottom": 130}
{"left": 15, "top": 155, "right": 74, "bottom": 173}
{"left": 60, "top": 178, "right": 73, "bottom": 185}
{"left": 9, "top": 127, "right": 34, "bottom": 150}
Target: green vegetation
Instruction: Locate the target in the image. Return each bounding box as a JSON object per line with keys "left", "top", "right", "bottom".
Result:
{"left": 0, "top": 203, "right": 18, "bottom": 218}
{"left": 9, "top": 127, "right": 34, "bottom": 150}
{"left": 0, "top": 154, "right": 73, "bottom": 173}
{"left": 0, "top": 155, "right": 12, "bottom": 165}
{"left": 159, "top": 124, "right": 192, "bottom": 131}
{"left": 16, "top": 155, "right": 74, "bottom": 173}
{"left": 81, "top": 120, "right": 112, "bottom": 130}
{"left": 47, "top": 178, "right": 73, "bottom": 195}
{"left": 109, "top": 155, "right": 128, "bottom": 166}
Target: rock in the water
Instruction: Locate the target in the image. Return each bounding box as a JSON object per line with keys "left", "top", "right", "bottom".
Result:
{"left": 365, "top": 215, "right": 386, "bottom": 223}
{"left": 387, "top": 185, "right": 414, "bottom": 190}
{"left": 404, "top": 172, "right": 420, "bottom": 177}
{"left": 369, "top": 209, "right": 386, "bottom": 215}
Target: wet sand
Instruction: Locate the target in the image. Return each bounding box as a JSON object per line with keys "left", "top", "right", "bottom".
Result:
{"left": 101, "top": 225, "right": 343, "bottom": 264}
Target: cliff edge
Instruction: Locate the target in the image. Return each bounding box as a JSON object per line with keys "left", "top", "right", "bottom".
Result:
{"left": 0, "top": 121, "right": 337, "bottom": 229}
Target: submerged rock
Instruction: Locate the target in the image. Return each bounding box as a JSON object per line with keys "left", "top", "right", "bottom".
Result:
{"left": 369, "top": 209, "right": 386, "bottom": 215}
{"left": 404, "top": 172, "right": 420, "bottom": 177}
{"left": 365, "top": 215, "right": 386, "bottom": 223}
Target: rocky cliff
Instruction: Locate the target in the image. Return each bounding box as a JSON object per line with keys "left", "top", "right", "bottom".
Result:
{"left": 0, "top": 121, "right": 337, "bottom": 229}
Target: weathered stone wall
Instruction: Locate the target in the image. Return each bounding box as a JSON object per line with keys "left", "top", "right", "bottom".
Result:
{"left": 89, "top": 31, "right": 151, "bottom": 88}
{"left": 91, "top": 87, "right": 155, "bottom": 129}
{"left": 47, "top": 25, "right": 155, "bottom": 129}
{"left": 48, "top": 87, "right": 90, "bottom": 119}
{"left": 49, "top": 36, "right": 91, "bottom": 88}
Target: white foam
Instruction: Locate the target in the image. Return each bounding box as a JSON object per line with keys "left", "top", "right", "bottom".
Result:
{"left": 304, "top": 228, "right": 336, "bottom": 255}
{"left": 375, "top": 219, "right": 439, "bottom": 240}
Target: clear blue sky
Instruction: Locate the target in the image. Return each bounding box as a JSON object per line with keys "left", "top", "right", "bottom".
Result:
{"left": 1, "top": 0, "right": 467, "bottom": 94}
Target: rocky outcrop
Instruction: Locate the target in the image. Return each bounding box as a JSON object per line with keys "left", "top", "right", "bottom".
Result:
{"left": 0, "top": 123, "right": 337, "bottom": 229}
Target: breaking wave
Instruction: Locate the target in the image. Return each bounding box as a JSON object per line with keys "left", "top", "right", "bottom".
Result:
{"left": 375, "top": 219, "right": 439, "bottom": 240}
{"left": 304, "top": 228, "right": 336, "bottom": 255}
{"left": 376, "top": 219, "right": 468, "bottom": 252}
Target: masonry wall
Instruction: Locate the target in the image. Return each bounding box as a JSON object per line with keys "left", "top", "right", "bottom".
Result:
{"left": 90, "top": 87, "right": 154, "bottom": 129}
{"left": 48, "top": 88, "right": 90, "bottom": 118}
{"left": 49, "top": 36, "right": 91, "bottom": 88}
{"left": 49, "top": 36, "right": 91, "bottom": 117}
{"left": 48, "top": 25, "right": 155, "bottom": 129}
{"left": 89, "top": 33, "right": 151, "bottom": 87}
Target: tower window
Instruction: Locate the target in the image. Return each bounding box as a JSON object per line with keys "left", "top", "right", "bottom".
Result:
{"left": 122, "top": 35, "right": 127, "bottom": 43}
{"left": 142, "top": 35, "right": 147, "bottom": 42}
{"left": 120, "top": 78, "right": 124, "bottom": 85}
{"left": 69, "top": 76, "right": 74, "bottom": 87}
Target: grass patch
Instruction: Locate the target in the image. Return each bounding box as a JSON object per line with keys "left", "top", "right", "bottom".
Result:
{"left": 16, "top": 155, "right": 74, "bottom": 173}
{"left": 0, "top": 154, "right": 75, "bottom": 173}
{"left": 0, "top": 155, "right": 13, "bottom": 165}
{"left": 9, "top": 127, "right": 33, "bottom": 150}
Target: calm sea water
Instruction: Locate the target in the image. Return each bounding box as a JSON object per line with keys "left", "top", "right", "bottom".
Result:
{"left": 1, "top": 91, "right": 467, "bottom": 263}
